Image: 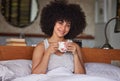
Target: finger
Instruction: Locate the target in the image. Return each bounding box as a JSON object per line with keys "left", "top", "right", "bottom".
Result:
{"left": 50, "top": 43, "right": 58, "bottom": 48}
{"left": 67, "top": 49, "right": 74, "bottom": 53}
{"left": 67, "top": 43, "right": 74, "bottom": 47}
{"left": 67, "top": 46, "right": 72, "bottom": 50}
{"left": 54, "top": 47, "right": 58, "bottom": 50}
{"left": 67, "top": 45, "right": 75, "bottom": 50}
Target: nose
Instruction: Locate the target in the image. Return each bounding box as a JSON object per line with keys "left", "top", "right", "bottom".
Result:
{"left": 61, "top": 22, "right": 67, "bottom": 30}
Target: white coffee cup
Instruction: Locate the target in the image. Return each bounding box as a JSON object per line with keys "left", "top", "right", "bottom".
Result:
{"left": 58, "top": 42, "right": 67, "bottom": 52}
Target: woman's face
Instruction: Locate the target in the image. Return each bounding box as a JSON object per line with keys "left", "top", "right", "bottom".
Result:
{"left": 53, "top": 20, "right": 71, "bottom": 38}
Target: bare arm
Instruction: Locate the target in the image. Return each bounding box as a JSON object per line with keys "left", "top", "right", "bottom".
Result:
{"left": 32, "top": 42, "right": 58, "bottom": 74}
{"left": 32, "top": 42, "right": 50, "bottom": 74}
{"left": 67, "top": 42, "right": 86, "bottom": 74}
{"left": 74, "top": 44, "right": 86, "bottom": 74}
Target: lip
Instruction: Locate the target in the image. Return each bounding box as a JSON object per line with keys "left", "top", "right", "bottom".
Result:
{"left": 58, "top": 29, "right": 65, "bottom": 35}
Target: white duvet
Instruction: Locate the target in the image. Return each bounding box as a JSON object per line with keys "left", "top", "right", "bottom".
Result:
{"left": 1, "top": 60, "right": 120, "bottom": 81}
{"left": 12, "top": 67, "right": 116, "bottom": 81}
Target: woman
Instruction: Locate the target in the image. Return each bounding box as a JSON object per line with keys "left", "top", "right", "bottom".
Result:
{"left": 12, "top": 1, "right": 116, "bottom": 81}
{"left": 32, "top": 0, "right": 86, "bottom": 74}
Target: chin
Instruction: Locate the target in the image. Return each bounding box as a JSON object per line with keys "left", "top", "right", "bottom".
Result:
{"left": 58, "top": 33, "right": 67, "bottom": 38}
{"left": 58, "top": 36, "right": 64, "bottom": 38}
{"left": 58, "top": 35, "right": 64, "bottom": 38}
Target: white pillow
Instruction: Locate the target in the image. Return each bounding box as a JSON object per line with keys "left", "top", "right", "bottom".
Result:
{"left": 85, "top": 63, "right": 120, "bottom": 81}
{"left": 0, "top": 59, "right": 32, "bottom": 79}
{"left": 0, "top": 64, "right": 14, "bottom": 81}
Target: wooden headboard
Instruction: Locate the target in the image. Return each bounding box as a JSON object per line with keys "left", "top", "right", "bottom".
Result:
{"left": 0, "top": 46, "right": 120, "bottom": 63}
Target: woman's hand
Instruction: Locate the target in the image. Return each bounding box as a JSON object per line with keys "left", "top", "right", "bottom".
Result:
{"left": 45, "top": 42, "right": 58, "bottom": 55}
{"left": 67, "top": 42, "right": 78, "bottom": 55}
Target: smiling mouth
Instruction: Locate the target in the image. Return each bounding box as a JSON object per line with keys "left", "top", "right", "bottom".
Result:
{"left": 58, "top": 30, "right": 65, "bottom": 34}
{"left": 60, "top": 31, "right": 65, "bottom": 34}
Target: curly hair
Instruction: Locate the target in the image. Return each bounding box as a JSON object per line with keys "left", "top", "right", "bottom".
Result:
{"left": 40, "top": 0, "right": 86, "bottom": 39}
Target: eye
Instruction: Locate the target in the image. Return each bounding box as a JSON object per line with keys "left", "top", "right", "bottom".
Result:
{"left": 57, "top": 20, "right": 64, "bottom": 24}
{"left": 65, "top": 22, "right": 71, "bottom": 28}
{"left": 66, "top": 23, "right": 71, "bottom": 28}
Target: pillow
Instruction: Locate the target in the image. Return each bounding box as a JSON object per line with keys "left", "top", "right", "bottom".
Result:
{"left": 0, "top": 64, "right": 14, "bottom": 81}
{"left": 85, "top": 63, "right": 120, "bottom": 81}
{"left": 0, "top": 59, "right": 32, "bottom": 79}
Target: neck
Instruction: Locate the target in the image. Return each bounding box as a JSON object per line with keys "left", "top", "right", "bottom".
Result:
{"left": 48, "top": 35, "right": 65, "bottom": 42}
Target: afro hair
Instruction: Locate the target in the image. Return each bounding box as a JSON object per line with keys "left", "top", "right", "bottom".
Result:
{"left": 40, "top": 0, "right": 86, "bottom": 39}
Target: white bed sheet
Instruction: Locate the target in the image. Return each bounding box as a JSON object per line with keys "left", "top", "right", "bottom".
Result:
{"left": 0, "top": 60, "right": 120, "bottom": 81}
{"left": 12, "top": 67, "right": 116, "bottom": 81}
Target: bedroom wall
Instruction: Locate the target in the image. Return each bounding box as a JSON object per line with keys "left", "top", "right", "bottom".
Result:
{"left": 0, "top": 0, "right": 95, "bottom": 47}
{"left": 1, "top": 0, "right": 120, "bottom": 49}
{"left": 109, "top": 0, "right": 120, "bottom": 49}
{"left": 0, "top": 0, "right": 95, "bottom": 36}
{"left": 95, "top": 0, "right": 120, "bottom": 49}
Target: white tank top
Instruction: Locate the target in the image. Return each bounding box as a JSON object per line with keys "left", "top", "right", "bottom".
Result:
{"left": 43, "top": 39, "right": 74, "bottom": 72}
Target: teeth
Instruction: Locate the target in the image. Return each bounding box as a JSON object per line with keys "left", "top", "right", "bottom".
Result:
{"left": 59, "top": 31, "right": 64, "bottom": 34}
{"left": 58, "top": 29, "right": 65, "bottom": 35}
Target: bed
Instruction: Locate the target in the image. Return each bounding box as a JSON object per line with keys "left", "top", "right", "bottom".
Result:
{"left": 0, "top": 46, "right": 120, "bottom": 81}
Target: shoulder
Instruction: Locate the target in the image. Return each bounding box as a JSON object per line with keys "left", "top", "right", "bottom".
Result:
{"left": 33, "top": 41, "right": 45, "bottom": 53}
{"left": 36, "top": 41, "right": 44, "bottom": 48}
{"left": 32, "top": 41, "right": 45, "bottom": 64}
